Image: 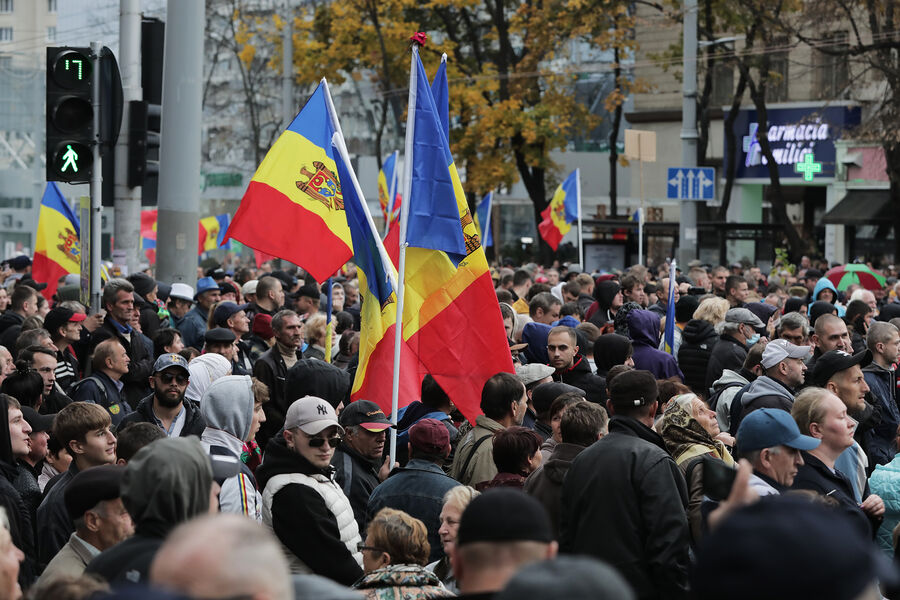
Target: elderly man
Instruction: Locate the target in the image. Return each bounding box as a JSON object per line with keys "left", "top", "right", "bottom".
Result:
{"left": 736, "top": 408, "right": 820, "bottom": 496}
{"left": 38, "top": 465, "right": 132, "bottom": 585}
{"left": 253, "top": 310, "right": 305, "bottom": 449}
{"left": 863, "top": 322, "right": 900, "bottom": 467}
{"left": 706, "top": 308, "right": 765, "bottom": 390}
{"left": 70, "top": 339, "right": 131, "bottom": 427}
{"left": 178, "top": 276, "right": 221, "bottom": 350}
{"left": 777, "top": 311, "right": 810, "bottom": 346}
{"left": 256, "top": 396, "right": 364, "bottom": 585}
{"left": 516, "top": 363, "right": 554, "bottom": 431}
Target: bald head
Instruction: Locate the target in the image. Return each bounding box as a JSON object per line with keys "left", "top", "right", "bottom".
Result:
{"left": 150, "top": 514, "right": 291, "bottom": 600}
{"left": 813, "top": 314, "right": 851, "bottom": 354}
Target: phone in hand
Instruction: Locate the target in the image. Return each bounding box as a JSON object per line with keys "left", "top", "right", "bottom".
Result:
{"left": 702, "top": 457, "right": 737, "bottom": 501}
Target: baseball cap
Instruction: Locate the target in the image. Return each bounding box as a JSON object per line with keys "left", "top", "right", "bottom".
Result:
{"left": 409, "top": 418, "right": 451, "bottom": 456}
{"left": 212, "top": 301, "right": 249, "bottom": 327}
{"left": 64, "top": 464, "right": 125, "bottom": 521}
{"left": 811, "top": 349, "right": 873, "bottom": 387}
{"left": 736, "top": 408, "right": 820, "bottom": 452}
{"left": 760, "top": 338, "right": 812, "bottom": 369}
{"left": 21, "top": 406, "right": 54, "bottom": 433}
{"left": 168, "top": 283, "right": 195, "bottom": 303}
{"left": 43, "top": 307, "right": 87, "bottom": 336}
{"left": 339, "top": 400, "right": 393, "bottom": 432}
{"left": 725, "top": 307, "right": 765, "bottom": 331}
{"left": 515, "top": 363, "right": 555, "bottom": 387}
{"left": 241, "top": 280, "right": 258, "bottom": 296}
{"left": 153, "top": 353, "right": 190, "bottom": 375}
{"left": 608, "top": 369, "right": 658, "bottom": 408}
{"left": 7, "top": 255, "right": 30, "bottom": 270}
{"left": 457, "top": 488, "right": 554, "bottom": 546}
{"left": 284, "top": 396, "right": 344, "bottom": 435}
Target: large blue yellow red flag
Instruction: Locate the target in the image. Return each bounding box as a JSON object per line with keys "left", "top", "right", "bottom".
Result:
{"left": 474, "top": 191, "right": 493, "bottom": 248}
{"left": 199, "top": 213, "right": 232, "bottom": 254}
{"left": 431, "top": 54, "right": 449, "bottom": 141}
{"left": 537, "top": 169, "right": 580, "bottom": 251}
{"left": 378, "top": 151, "right": 400, "bottom": 231}
{"left": 32, "top": 182, "right": 80, "bottom": 300}
{"left": 332, "top": 131, "right": 421, "bottom": 413}
{"left": 399, "top": 47, "right": 514, "bottom": 423}
{"left": 224, "top": 80, "right": 353, "bottom": 283}
{"left": 664, "top": 259, "right": 677, "bottom": 354}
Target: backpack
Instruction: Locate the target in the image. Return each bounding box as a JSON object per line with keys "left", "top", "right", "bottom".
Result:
{"left": 707, "top": 380, "right": 745, "bottom": 412}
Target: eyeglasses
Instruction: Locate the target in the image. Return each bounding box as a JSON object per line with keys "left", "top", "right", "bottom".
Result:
{"left": 357, "top": 543, "right": 385, "bottom": 553}
{"left": 157, "top": 372, "right": 188, "bottom": 384}
{"left": 308, "top": 435, "right": 342, "bottom": 448}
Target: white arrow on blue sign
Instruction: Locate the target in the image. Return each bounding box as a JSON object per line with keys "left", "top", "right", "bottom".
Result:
{"left": 666, "top": 167, "right": 715, "bottom": 201}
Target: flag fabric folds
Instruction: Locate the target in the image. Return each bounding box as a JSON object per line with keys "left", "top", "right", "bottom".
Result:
{"left": 431, "top": 54, "right": 449, "bottom": 141}
{"left": 378, "top": 151, "right": 400, "bottom": 228}
{"left": 538, "top": 169, "right": 579, "bottom": 251}
{"left": 224, "top": 81, "right": 353, "bottom": 283}
{"left": 475, "top": 191, "right": 493, "bottom": 248}
{"left": 32, "top": 183, "right": 80, "bottom": 300}
{"left": 199, "top": 213, "right": 232, "bottom": 254}
{"left": 400, "top": 48, "right": 514, "bottom": 423}
{"left": 664, "top": 260, "right": 677, "bottom": 354}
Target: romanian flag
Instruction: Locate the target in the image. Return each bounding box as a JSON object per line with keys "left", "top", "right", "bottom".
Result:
{"left": 663, "top": 259, "right": 677, "bottom": 354}
{"left": 377, "top": 152, "right": 400, "bottom": 228}
{"left": 537, "top": 169, "right": 580, "bottom": 251}
{"left": 474, "top": 191, "right": 493, "bottom": 248}
{"left": 332, "top": 131, "right": 421, "bottom": 412}
{"left": 224, "top": 81, "right": 353, "bottom": 283}
{"left": 399, "top": 48, "right": 514, "bottom": 423}
{"left": 32, "top": 183, "right": 80, "bottom": 300}
{"left": 199, "top": 213, "right": 232, "bottom": 254}
{"left": 140, "top": 210, "right": 157, "bottom": 264}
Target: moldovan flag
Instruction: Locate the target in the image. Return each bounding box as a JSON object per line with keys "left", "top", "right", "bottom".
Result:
{"left": 140, "top": 209, "right": 158, "bottom": 263}
{"left": 474, "top": 192, "right": 493, "bottom": 248}
{"left": 537, "top": 169, "right": 579, "bottom": 251}
{"left": 333, "top": 133, "right": 421, "bottom": 412}
{"left": 400, "top": 47, "right": 514, "bottom": 423}
{"left": 32, "top": 183, "right": 80, "bottom": 300}
{"left": 224, "top": 81, "right": 353, "bottom": 283}
{"left": 199, "top": 213, "right": 232, "bottom": 254}
{"left": 378, "top": 151, "right": 400, "bottom": 227}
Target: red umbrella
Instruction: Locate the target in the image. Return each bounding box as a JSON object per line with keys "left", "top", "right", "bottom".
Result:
{"left": 824, "top": 264, "right": 886, "bottom": 291}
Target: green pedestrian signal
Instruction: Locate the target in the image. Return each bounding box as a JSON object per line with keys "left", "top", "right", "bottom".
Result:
{"left": 46, "top": 47, "right": 95, "bottom": 183}
{"left": 52, "top": 142, "right": 92, "bottom": 177}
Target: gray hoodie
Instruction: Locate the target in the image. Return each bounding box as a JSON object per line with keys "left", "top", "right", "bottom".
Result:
{"left": 740, "top": 376, "right": 794, "bottom": 410}
{"left": 712, "top": 369, "right": 749, "bottom": 432}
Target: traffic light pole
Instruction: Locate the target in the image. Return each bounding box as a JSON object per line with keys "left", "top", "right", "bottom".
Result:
{"left": 90, "top": 41, "right": 103, "bottom": 313}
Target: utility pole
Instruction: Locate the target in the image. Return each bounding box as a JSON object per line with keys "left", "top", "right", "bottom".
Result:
{"left": 156, "top": 0, "right": 203, "bottom": 285}
{"left": 282, "top": 0, "right": 293, "bottom": 128}
{"left": 114, "top": 0, "right": 142, "bottom": 275}
{"left": 90, "top": 41, "right": 103, "bottom": 312}
{"left": 679, "top": 0, "right": 699, "bottom": 266}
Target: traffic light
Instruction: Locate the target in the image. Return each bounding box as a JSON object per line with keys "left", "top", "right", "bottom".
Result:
{"left": 131, "top": 17, "right": 164, "bottom": 206}
{"left": 46, "top": 47, "right": 94, "bottom": 183}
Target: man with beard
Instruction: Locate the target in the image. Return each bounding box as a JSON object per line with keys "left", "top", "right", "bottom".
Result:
{"left": 119, "top": 354, "right": 205, "bottom": 438}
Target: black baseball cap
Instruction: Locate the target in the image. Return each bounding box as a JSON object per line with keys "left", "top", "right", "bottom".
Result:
{"left": 338, "top": 400, "right": 393, "bottom": 432}
{"left": 457, "top": 489, "right": 553, "bottom": 546}
{"left": 608, "top": 369, "right": 658, "bottom": 408}
{"left": 811, "top": 349, "right": 872, "bottom": 387}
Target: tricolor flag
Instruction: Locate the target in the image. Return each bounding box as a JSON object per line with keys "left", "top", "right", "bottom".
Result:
{"left": 399, "top": 47, "right": 514, "bottom": 423}
{"left": 199, "top": 213, "right": 232, "bottom": 254}
{"left": 378, "top": 151, "right": 400, "bottom": 228}
{"left": 224, "top": 81, "right": 353, "bottom": 283}
{"left": 32, "top": 183, "right": 80, "bottom": 300}
{"left": 664, "top": 260, "right": 677, "bottom": 354}
{"left": 474, "top": 191, "right": 493, "bottom": 248}
{"left": 140, "top": 209, "right": 158, "bottom": 264}
{"left": 537, "top": 169, "right": 579, "bottom": 251}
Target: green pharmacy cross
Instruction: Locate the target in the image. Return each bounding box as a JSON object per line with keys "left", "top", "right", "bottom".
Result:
{"left": 795, "top": 153, "right": 822, "bottom": 181}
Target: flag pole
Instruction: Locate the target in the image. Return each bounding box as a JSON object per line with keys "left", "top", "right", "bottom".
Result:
{"left": 324, "top": 277, "right": 333, "bottom": 363}
{"left": 576, "top": 168, "right": 583, "bottom": 269}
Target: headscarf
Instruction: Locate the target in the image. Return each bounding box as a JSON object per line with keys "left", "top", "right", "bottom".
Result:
{"left": 185, "top": 353, "right": 233, "bottom": 403}
{"left": 658, "top": 394, "right": 734, "bottom": 467}
{"left": 593, "top": 334, "right": 633, "bottom": 377}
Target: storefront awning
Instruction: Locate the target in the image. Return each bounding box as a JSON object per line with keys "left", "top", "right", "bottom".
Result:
{"left": 822, "top": 189, "right": 892, "bottom": 225}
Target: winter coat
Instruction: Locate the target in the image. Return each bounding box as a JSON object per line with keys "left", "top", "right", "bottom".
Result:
{"left": 729, "top": 375, "right": 796, "bottom": 435}
{"left": 710, "top": 369, "right": 750, "bottom": 432}
{"left": 705, "top": 334, "right": 748, "bottom": 391}
{"left": 37, "top": 533, "right": 97, "bottom": 585}
{"left": 353, "top": 564, "right": 452, "bottom": 600}
{"left": 587, "top": 280, "right": 622, "bottom": 328}
{"left": 254, "top": 346, "right": 304, "bottom": 449}
{"left": 89, "top": 316, "right": 153, "bottom": 408}
{"left": 176, "top": 304, "right": 210, "bottom": 351}
{"left": 560, "top": 416, "right": 690, "bottom": 600}
{"left": 812, "top": 277, "right": 839, "bottom": 305}
{"left": 524, "top": 442, "right": 586, "bottom": 537}
{"left": 552, "top": 354, "right": 607, "bottom": 405}
{"left": 332, "top": 443, "right": 381, "bottom": 536}
{"left": 678, "top": 319, "right": 719, "bottom": 396}
{"left": 70, "top": 370, "right": 131, "bottom": 428}
{"left": 863, "top": 362, "right": 900, "bottom": 467}
{"left": 257, "top": 435, "right": 364, "bottom": 585}
{"left": 36, "top": 462, "right": 80, "bottom": 566}
{"left": 627, "top": 310, "right": 684, "bottom": 382}
{"left": 0, "top": 394, "right": 36, "bottom": 585}
{"left": 867, "top": 457, "right": 900, "bottom": 554}
{"left": 449, "top": 415, "right": 505, "bottom": 487}
{"left": 119, "top": 395, "right": 206, "bottom": 438}
{"left": 366, "top": 460, "right": 458, "bottom": 563}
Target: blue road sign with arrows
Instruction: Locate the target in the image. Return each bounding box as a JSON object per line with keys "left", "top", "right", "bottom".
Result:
{"left": 667, "top": 167, "right": 715, "bottom": 200}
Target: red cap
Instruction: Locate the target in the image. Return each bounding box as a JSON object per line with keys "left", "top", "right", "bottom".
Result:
{"left": 409, "top": 418, "right": 451, "bottom": 457}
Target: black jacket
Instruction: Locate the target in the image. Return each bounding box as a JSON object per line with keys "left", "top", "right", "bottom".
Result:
{"left": 89, "top": 317, "right": 153, "bottom": 408}
{"left": 253, "top": 346, "right": 303, "bottom": 449}
{"left": 678, "top": 319, "right": 718, "bottom": 396}
{"left": 0, "top": 311, "right": 24, "bottom": 358}
{"left": 0, "top": 461, "right": 36, "bottom": 585}
{"left": 524, "top": 442, "right": 586, "bottom": 538}
{"left": 36, "top": 461, "right": 79, "bottom": 565}
{"left": 331, "top": 443, "right": 380, "bottom": 535}
{"left": 705, "top": 334, "right": 748, "bottom": 391}
{"left": 85, "top": 535, "right": 163, "bottom": 584}
{"left": 256, "top": 436, "right": 364, "bottom": 586}
{"left": 553, "top": 355, "right": 607, "bottom": 405}
{"left": 70, "top": 370, "right": 131, "bottom": 428}
{"left": 119, "top": 395, "right": 206, "bottom": 437}
{"left": 560, "top": 416, "right": 690, "bottom": 600}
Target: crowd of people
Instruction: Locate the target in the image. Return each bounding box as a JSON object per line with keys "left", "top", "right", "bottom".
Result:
{"left": 0, "top": 252, "right": 898, "bottom": 599}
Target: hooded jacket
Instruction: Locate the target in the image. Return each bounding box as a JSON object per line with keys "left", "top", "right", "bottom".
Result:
{"left": 524, "top": 442, "right": 586, "bottom": 537}
{"left": 200, "top": 375, "right": 262, "bottom": 521}
{"left": 587, "top": 281, "right": 621, "bottom": 327}
{"left": 257, "top": 436, "right": 364, "bottom": 585}
{"left": 86, "top": 437, "right": 213, "bottom": 583}
{"left": 522, "top": 322, "right": 552, "bottom": 365}
{"left": 593, "top": 333, "right": 632, "bottom": 378}
{"left": 627, "top": 310, "right": 684, "bottom": 382}
{"left": 678, "top": 319, "right": 719, "bottom": 396}
{"left": 705, "top": 333, "right": 748, "bottom": 391}
{"left": 727, "top": 375, "right": 795, "bottom": 435}
{"left": 0, "top": 395, "right": 36, "bottom": 586}
{"left": 863, "top": 362, "right": 900, "bottom": 467}
{"left": 711, "top": 368, "right": 750, "bottom": 432}
{"left": 812, "top": 277, "right": 839, "bottom": 304}
{"left": 553, "top": 355, "right": 607, "bottom": 404}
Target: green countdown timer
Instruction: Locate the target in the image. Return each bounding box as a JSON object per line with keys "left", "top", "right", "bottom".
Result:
{"left": 51, "top": 49, "right": 92, "bottom": 89}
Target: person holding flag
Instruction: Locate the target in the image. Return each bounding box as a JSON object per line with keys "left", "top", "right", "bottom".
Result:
{"left": 32, "top": 183, "right": 80, "bottom": 300}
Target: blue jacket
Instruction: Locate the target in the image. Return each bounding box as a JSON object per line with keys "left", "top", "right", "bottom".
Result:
{"left": 177, "top": 305, "right": 209, "bottom": 351}
{"left": 863, "top": 362, "right": 899, "bottom": 467}
{"left": 627, "top": 309, "right": 684, "bottom": 382}
{"left": 868, "top": 456, "right": 900, "bottom": 554}
{"left": 366, "top": 459, "right": 458, "bottom": 563}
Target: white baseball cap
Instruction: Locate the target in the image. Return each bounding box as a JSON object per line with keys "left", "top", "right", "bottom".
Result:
{"left": 284, "top": 396, "right": 344, "bottom": 436}
{"left": 241, "top": 280, "right": 258, "bottom": 296}
{"left": 168, "top": 283, "right": 195, "bottom": 303}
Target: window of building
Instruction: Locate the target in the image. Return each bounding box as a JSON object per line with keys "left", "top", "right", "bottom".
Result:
{"left": 47, "top": 0, "right": 57, "bottom": 12}
{"left": 816, "top": 32, "right": 849, "bottom": 99}
{"left": 46, "top": 26, "right": 56, "bottom": 42}
{"left": 709, "top": 62, "right": 734, "bottom": 107}
{"left": 0, "top": 28, "right": 13, "bottom": 42}
{"left": 765, "top": 39, "right": 789, "bottom": 103}
{"left": 0, "top": 1, "right": 12, "bottom": 14}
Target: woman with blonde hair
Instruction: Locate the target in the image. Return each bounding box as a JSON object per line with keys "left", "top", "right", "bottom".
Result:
{"left": 354, "top": 508, "right": 451, "bottom": 600}
{"left": 426, "top": 486, "right": 479, "bottom": 593}
{"left": 678, "top": 297, "right": 729, "bottom": 396}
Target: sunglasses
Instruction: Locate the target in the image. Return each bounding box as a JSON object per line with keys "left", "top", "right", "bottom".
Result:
{"left": 308, "top": 435, "right": 342, "bottom": 448}
{"left": 157, "top": 372, "right": 188, "bottom": 385}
